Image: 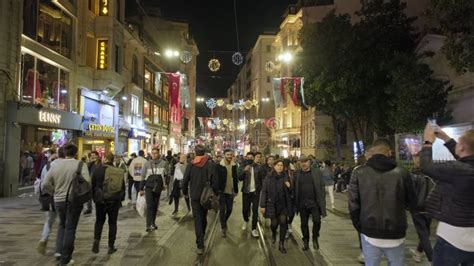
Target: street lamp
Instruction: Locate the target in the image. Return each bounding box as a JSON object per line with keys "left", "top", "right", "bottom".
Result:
{"left": 278, "top": 52, "right": 293, "bottom": 63}
{"left": 261, "top": 97, "right": 270, "bottom": 102}
{"left": 165, "top": 49, "right": 180, "bottom": 58}
{"left": 196, "top": 97, "right": 205, "bottom": 102}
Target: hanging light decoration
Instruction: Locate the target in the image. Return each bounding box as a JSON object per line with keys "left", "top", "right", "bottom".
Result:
{"left": 180, "top": 50, "right": 192, "bottom": 64}
{"left": 208, "top": 58, "right": 221, "bottom": 72}
{"left": 226, "top": 104, "right": 234, "bottom": 111}
{"left": 217, "top": 99, "right": 225, "bottom": 107}
{"left": 206, "top": 98, "right": 217, "bottom": 109}
{"left": 232, "top": 52, "right": 243, "bottom": 65}
{"left": 265, "top": 60, "right": 275, "bottom": 72}
{"left": 244, "top": 100, "right": 253, "bottom": 109}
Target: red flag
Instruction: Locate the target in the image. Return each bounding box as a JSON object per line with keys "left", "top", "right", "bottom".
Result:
{"left": 167, "top": 73, "right": 181, "bottom": 124}
{"left": 292, "top": 78, "right": 301, "bottom": 106}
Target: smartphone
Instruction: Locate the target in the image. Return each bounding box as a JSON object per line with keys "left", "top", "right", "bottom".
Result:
{"left": 428, "top": 118, "right": 439, "bottom": 131}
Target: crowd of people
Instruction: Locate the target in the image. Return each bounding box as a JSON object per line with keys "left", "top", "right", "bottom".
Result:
{"left": 32, "top": 122, "right": 474, "bottom": 265}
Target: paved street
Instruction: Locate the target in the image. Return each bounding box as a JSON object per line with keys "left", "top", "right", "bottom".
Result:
{"left": 0, "top": 190, "right": 434, "bottom": 266}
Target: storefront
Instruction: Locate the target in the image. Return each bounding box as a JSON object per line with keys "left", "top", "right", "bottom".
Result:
{"left": 128, "top": 128, "right": 150, "bottom": 155}
{"left": 78, "top": 90, "right": 119, "bottom": 160}
{"left": 3, "top": 101, "right": 83, "bottom": 196}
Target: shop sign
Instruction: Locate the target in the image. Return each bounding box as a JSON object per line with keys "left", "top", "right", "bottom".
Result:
{"left": 130, "top": 128, "right": 149, "bottom": 139}
{"left": 99, "top": 0, "right": 109, "bottom": 16}
{"left": 119, "top": 129, "right": 129, "bottom": 138}
{"left": 97, "top": 40, "right": 108, "bottom": 69}
{"left": 39, "top": 110, "right": 61, "bottom": 125}
{"left": 83, "top": 96, "right": 115, "bottom": 137}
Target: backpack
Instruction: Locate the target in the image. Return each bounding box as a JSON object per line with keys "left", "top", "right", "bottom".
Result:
{"left": 145, "top": 162, "right": 164, "bottom": 193}
{"left": 411, "top": 173, "right": 436, "bottom": 212}
{"left": 67, "top": 161, "right": 92, "bottom": 207}
{"left": 38, "top": 161, "right": 53, "bottom": 211}
{"left": 103, "top": 166, "right": 125, "bottom": 201}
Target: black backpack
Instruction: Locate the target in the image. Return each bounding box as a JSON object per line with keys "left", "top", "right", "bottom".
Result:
{"left": 145, "top": 162, "right": 165, "bottom": 193}
{"left": 411, "top": 172, "right": 435, "bottom": 212}
{"left": 67, "top": 161, "right": 92, "bottom": 207}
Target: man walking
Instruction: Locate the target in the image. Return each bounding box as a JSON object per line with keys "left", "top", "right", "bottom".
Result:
{"left": 217, "top": 149, "right": 238, "bottom": 237}
{"left": 170, "top": 154, "right": 188, "bottom": 215}
{"left": 140, "top": 148, "right": 169, "bottom": 232}
{"left": 239, "top": 152, "right": 265, "bottom": 238}
{"left": 42, "top": 144, "right": 90, "bottom": 265}
{"left": 421, "top": 125, "right": 474, "bottom": 265}
{"left": 84, "top": 151, "right": 101, "bottom": 214}
{"left": 348, "top": 139, "right": 416, "bottom": 266}
{"left": 182, "top": 145, "right": 219, "bottom": 254}
{"left": 91, "top": 153, "right": 125, "bottom": 254}
{"left": 129, "top": 150, "right": 147, "bottom": 205}
{"left": 293, "top": 155, "right": 326, "bottom": 250}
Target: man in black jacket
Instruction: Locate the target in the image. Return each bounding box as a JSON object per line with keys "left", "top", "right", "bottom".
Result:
{"left": 348, "top": 139, "right": 417, "bottom": 265}
{"left": 91, "top": 153, "right": 125, "bottom": 255}
{"left": 182, "top": 145, "right": 219, "bottom": 255}
{"left": 293, "top": 155, "right": 326, "bottom": 251}
{"left": 217, "top": 149, "right": 239, "bottom": 237}
{"left": 239, "top": 152, "right": 265, "bottom": 238}
{"left": 421, "top": 125, "right": 474, "bottom": 266}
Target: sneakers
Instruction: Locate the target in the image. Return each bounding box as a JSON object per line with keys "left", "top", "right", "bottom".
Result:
{"left": 151, "top": 225, "right": 158, "bottom": 230}
{"left": 241, "top": 222, "right": 248, "bottom": 231}
{"left": 302, "top": 240, "right": 309, "bottom": 251}
{"left": 37, "top": 240, "right": 47, "bottom": 255}
{"left": 196, "top": 247, "right": 204, "bottom": 255}
{"left": 410, "top": 249, "right": 424, "bottom": 263}
{"left": 313, "top": 238, "right": 320, "bottom": 250}
{"left": 331, "top": 204, "right": 335, "bottom": 210}
{"left": 54, "top": 253, "right": 61, "bottom": 261}
{"left": 357, "top": 253, "right": 365, "bottom": 263}
{"left": 285, "top": 228, "right": 292, "bottom": 239}
{"left": 222, "top": 228, "right": 227, "bottom": 238}
{"left": 66, "top": 259, "right": 75, "bottom": 265}
{"left": 251, "top": 229, "right": 259, "bottom": 238}
{"left": 172, "top": 210, "right": 178, "bottom": 216}
{"left": 108, "top": 246, "right": 118, "bottom": 255}
{"left": 92, "top": 239, "right": 99, "bottom": 253}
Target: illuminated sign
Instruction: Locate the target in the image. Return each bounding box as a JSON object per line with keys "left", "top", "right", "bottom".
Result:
{"left": 99, "top": 0, "right": 109, "bottom": 15}
{"left": 97, "top": 40, "right": 108, "bottom": 70}
{"left": 131, "top": 128, "right": 149, "bottom": 138}
{"left": 39, "top": 111, "right": 61, "bottom": 125}
{"left": 89, "top": 124, "right": 114, "bottom": 133}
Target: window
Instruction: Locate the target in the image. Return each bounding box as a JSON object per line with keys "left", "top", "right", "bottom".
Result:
{"left": 86, "top": 35, "right": 95, "bottom": 68}
{"left": 144, "top": 67, "right": 153, "bottom": 91}
{"left": 153, "top": 105, "right": 160, "bottom": 125}
{"left": 163, "top": 86, "right": 169, "bottom": 101}
{"left": 23, "top": 1, "right": 73, "bottom": 58}
{"left": 143, "top": 100, "right": 151, "bottom": 123}
{"left": 114, "top": 45, "right": 121, "bottom": 73}
{"left": 266, "top": 45, "right": 272, "bottom": 52}
{"left": 115, "top": 0, "right": 121, "bottom": 21}
{"left": 20, "top": 52, "right": 70, "bottom": 111}
{"left": 88, "top": 0, "right": 95, "bottom": 12}
{"left": 154, "top": 72, "right": 162, "bottom": 96}
{"left": 131, "top": 95, "right": 139, "bottom": 124}
{"left": 132, "top": 55, "right": 139, "bottom": 85}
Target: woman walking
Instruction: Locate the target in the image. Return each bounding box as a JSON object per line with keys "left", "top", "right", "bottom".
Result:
{"left": 260, "top": 160, "right": 293, "bottom": 253}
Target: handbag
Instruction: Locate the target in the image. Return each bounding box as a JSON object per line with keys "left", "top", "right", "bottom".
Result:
{"left": 200, "top": 164, "right": 219, "bottom": 211}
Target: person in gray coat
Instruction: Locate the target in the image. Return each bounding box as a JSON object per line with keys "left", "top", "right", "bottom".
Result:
{"left": 321, "top": 160, "right": 335, "bottom": 210}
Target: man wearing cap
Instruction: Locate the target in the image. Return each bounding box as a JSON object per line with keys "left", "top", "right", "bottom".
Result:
{"left": 293, "top": 155, "right": 326, "bottom": 250}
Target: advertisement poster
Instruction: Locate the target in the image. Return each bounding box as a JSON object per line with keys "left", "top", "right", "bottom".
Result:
{"left": 83, "top": 96, "right": 115, "bottom": 137}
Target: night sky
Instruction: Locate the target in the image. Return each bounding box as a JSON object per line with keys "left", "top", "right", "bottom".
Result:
{"left": 142, "top": 0, "right": 296, "bottom": 99}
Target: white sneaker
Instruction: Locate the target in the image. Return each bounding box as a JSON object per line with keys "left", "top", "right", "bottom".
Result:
{"left": 251, "top": 229, "right": 259, "bottom": 238}
{"left": 241, "top": 222, "right": 248, "bottom": 231}
{"left": 66, "top": 259, "right": 75, "bottom": 265}
{"left": 357, "top": 253, "right": 365, "bottom": 263}
{"left": 285, "top": 230, "right": 291, "bottom": 239}
{"left": 331, "top": 204, "right": 336, "bottom": 210}
{"left": 410, "top": 248, "right": 424, "bottom": 263}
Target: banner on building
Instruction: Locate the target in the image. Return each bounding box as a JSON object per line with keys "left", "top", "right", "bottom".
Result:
{"left": 272, "top": 77, "right": 306, "bottom": 108}
{"left": 166, "top": 73, "right": 182, "bottom": 124}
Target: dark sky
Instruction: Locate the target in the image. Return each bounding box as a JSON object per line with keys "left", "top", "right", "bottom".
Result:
{"left": 143, "top": 0, "right": 296, "bottom": 99}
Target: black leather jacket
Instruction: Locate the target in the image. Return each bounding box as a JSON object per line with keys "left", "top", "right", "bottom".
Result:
{"left": 420, "top": 139, "right": 474, "bottom": 227}
{"left": 348, "top": 155, "right": 417, "bottom": 239}
{"left": 238, "top": 163, "right": 265, "bottom": 193}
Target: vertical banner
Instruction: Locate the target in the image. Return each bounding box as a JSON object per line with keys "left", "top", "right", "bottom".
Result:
{"left": 167, "top": 73, "right": 181, "bottom": 124}
{"left": 180, "top": 74, "right": 191, "bottom": 108}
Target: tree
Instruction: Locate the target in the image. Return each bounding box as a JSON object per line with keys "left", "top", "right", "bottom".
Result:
{"left": 427, "top": 0, "right": 474, "bottom": 73}
{"left": 297, "top": 0, "right": 450, "bottom": 151}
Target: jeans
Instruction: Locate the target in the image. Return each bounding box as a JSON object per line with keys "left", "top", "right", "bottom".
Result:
{"left": 412, "top": 211, "right": 433, "bottom": 261}
{"left": 191, "top": 199, "right": 209, "bottom": 249}
{"left": 94, "top": 201, "right": 121, "bottom": 247}
{"left": 242, "top": 192, "right": 259, "bottom": 230}
{"left": 325, "top": 186, "right": 334, "bottom": 207}
{"left": 299, "top": 205, "right": 321, "bottom": 241}
{"left": 145, "top": 187, "right": 161, "bottom": 228}
{"left": 171, "top": 179, "right": 181, "bottom": 212}
{"left": 219, "top": 193, "right": 234, "bottom": 229}
{"left": 127, "top": 178, "right": 134, "bottom": 201}
{"left": 433, "top": 237, "right": 474, "bottom": 266}
{"left": 40, "top": 211, "right": 57, "bottom": 241}
{"left": 55, "top": 202, "right": 83, "bottom": 265}
{"left": 360, "top": 235, "right": 405, "bottom": 266}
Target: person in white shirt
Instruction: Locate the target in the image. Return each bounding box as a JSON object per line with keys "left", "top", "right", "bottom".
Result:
{"left": 128, "top": 150, "right": 147, "bottom": 204}
{"left": 169, "top": 154, "right": 188, "bottom": 215}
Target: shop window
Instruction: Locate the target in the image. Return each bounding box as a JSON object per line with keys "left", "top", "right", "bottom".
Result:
{"left": 153, "top": 104, "right": 160, "bottom": 125}
{"left": 143, "top": 100, "right": 151, "bottom": 123}
{"left": 20, "top": 52, "right": 69, "bottom": 111}
{"left": 144, "top": 67, "right": 153, "bottom": 91}
{"left": 23, "top": 1, "right": 73, "bottom": 58}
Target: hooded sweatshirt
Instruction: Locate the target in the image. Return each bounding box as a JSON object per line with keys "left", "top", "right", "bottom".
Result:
{"left": 182, "top": 155, "right": 218, "bottom": 201}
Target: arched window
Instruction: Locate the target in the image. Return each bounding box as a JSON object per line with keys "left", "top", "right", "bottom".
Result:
{"left": 132, "top": 55, "right": 139, "bottom": 84}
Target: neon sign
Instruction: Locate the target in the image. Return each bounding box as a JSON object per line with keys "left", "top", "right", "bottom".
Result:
{"left": 97, "top": 40, "right": 108, "bottom": 70}
{"left": 39, "top": 111, "right": 61, "bottom": 125}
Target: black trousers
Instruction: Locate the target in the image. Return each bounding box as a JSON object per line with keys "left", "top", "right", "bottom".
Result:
{"left": 127, "top": 178, "right": 134, "bottom": 200}
{"left": 145, "top": 188, "right": 161, "bottom": 228}
{"left": 412, "top": 211, "right": 433, "bottom": 261}
{"left": 94, "top": 201, "right": 121, "bottom": 247}
{"left": 299, "top": 205, "right": 321, "bottom": 241}
{"left": 55, "top": 202, "right": 83, "bottom": 265}
{"left": 271, "top": 214, "right": 288, "bottom": 243}
{"left": 219, "top": 193, "right": 234, "bottom": 229}
{"left": 191, "top": 199, "right": 209, "bottom": 249}
{"left": 133, "top": 181, "right": 141, "bottom": 199}
{"left": 171, "top": 179, "right": 181, "bottom": 212}
{"left": 242, "top": 192, "right": 259, "bottom": 230}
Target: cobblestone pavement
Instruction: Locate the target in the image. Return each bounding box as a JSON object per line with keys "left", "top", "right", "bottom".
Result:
{"left": 0, "top": 190, "right": 435, "bottom": 265}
